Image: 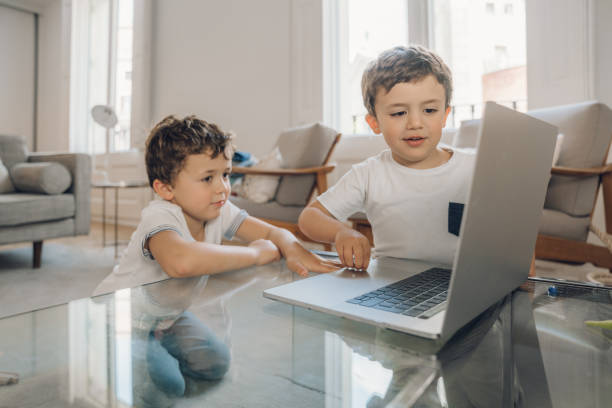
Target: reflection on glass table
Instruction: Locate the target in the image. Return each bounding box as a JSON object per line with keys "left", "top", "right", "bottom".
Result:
{"left": 0, "top": 259, "right": 610, "bottom": 407}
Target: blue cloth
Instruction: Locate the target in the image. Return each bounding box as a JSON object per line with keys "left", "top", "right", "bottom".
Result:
{"left": 231, "top": 151, "right": 256, "bottom": 183}
{"left": 232, "top": 151, "right": 252, "bottom": 163}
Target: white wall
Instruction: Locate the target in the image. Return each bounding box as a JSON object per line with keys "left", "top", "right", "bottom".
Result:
{"left": 36, "top": 0, "right": 71, "bottom": 152}
{"left": 0, "top": 5, "right": 35, "bottom": 150}
{"left": 525, "top": 0, "right": 593, "bottom": 109}
{"left": 594, "top": 0, "right": 612, "bottom": 107}
{"left": 149, "top": 0, "right": 322, "bottom": 158}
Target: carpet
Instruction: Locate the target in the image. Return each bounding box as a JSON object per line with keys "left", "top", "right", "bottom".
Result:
{"left": 0, "top": 243, "right": 115, "bottom": 319}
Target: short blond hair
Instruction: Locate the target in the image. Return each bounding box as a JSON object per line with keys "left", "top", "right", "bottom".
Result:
{"left": 361, "top": 45, "right": 453, "bottom": 117}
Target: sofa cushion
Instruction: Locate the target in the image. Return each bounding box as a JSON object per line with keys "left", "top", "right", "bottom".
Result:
{"left": 275, "top": 123, "right": 338, "bottom": 206}
{"left": 0, "top": 157, "right": 15, "bottom": 193}
{"left": 0, "top": 193, "right": 75, "bottom": 227}
{"left": 0, "top": 134, "right": 28, "bottom": 169}
{"left": 11, "top": 162, "right": 72, "bottom": 195}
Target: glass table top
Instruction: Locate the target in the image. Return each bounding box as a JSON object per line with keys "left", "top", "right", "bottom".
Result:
{"left": 1, "top": 260, "right": 611, "bottom": 408}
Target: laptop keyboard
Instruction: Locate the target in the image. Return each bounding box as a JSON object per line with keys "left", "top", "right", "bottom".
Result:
{"left": 346, "top": 267, "right": 451, "bottom": 318}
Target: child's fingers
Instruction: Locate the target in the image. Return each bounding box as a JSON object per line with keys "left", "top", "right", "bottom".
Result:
{"left": 295, "top": 262, "right": 308, "bottom": 277}
{"left": 310, "top": 260, "right": 342, "bottom": 273}
{"left": 353, "top": 246, "right": 364, "bottom": 269}
{"left": 362, "top": 241, "right": 371, "bottom": 269}
{"left": 342, "top": 245, "right": 354, "bottom": 267}
{"left": 288, "top": 259, "right": 309, "bottom": 276}
{"left": 336, "top": 244, "right": 345, "bottom": 266}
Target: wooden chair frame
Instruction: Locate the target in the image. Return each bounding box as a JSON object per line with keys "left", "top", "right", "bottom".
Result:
{"left": 231, "top": 133, "right": 342, "bottom": 248}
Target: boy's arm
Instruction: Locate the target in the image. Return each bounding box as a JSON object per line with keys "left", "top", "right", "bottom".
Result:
{"left": 148, "top": 230, "right": 280, "bottom": 278}
{"left": 235, "top": 216, "right": 341, "bottom": 276}
{"left": 299, "top": 200, "right": 371, "bottom": 269}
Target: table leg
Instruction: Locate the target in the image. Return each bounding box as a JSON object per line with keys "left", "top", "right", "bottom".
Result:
{"left": 102, "top": 187, "right": 106, "bottom": 246}
{"left": 115, "top": 187, "right": 119, "bottom": 258}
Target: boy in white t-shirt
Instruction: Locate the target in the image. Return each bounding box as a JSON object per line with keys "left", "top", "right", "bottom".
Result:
{"left": 299, "top": 45, "right": 475, "bottom": 269}
{"left": 93, "top": 116, "right": 340, "bottom": 400}
{"left": 95, "top": 115, "right": 339, "bottom": 296}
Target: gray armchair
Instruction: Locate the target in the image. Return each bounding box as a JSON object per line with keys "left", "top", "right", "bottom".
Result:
{"left": 528, "top": 102, "right": 612, "bottom": 270}
{"left": 0, "top": 135, "right": 91, "bottom": 267}
{"left": 448, "top": 101, "right": 612, "bottom": 270}
{"left": 230, "top": 123, "right": 341, "bottom": 249}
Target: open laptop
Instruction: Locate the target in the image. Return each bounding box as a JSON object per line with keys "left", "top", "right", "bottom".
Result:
{"left": 264, "top": 102, "right": 557, "bottom": 343}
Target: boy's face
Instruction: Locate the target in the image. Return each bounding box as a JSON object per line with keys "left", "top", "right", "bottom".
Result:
{"left": 366, "top": 75, "right": 451, "bottom": 169}
{"left": 161, "top": 151, "right": 231, "bottom": 230}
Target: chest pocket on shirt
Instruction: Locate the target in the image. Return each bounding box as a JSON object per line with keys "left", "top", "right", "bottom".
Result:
{"left": 448, "top": 202, "right": 465, "bottom": 236}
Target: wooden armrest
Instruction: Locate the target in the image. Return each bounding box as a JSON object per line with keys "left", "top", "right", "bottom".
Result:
{"left": 232, "top": 164, "right": 336, "bottom": 176}
{"left": 551, "top": 163, "right": 612, "bottom": 177}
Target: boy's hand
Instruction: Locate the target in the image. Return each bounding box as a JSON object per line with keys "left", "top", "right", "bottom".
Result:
{"left": 283, "top": 243, "right": 343, "bottom": 277}
{"left": 334, "top": 228, "right": 371, "bottom": 270}
{"left": 248, "top": 239, "right": 281, "bottom": 266}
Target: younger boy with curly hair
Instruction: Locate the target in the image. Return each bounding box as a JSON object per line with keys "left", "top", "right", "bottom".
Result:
{"left": 95, "top": 115, "right": 338, "bottom": 294}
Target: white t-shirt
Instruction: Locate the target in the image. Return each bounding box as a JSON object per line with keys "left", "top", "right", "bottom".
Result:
{"left": 93, "top": 198, "right": 248, "bottom": 297}
{"left": 318, "top": 147, "right": 475, "bottom": 265}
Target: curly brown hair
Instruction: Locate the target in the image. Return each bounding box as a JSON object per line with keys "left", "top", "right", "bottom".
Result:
{"left": 361, "top": 45, "right": 453, "bottom": 117}
{"left": 145, "top": 115, "right": 234, "bottom": 187}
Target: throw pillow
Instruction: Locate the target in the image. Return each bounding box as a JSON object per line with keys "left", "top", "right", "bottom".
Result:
{"left": 0, "top": 158, "right": 15, "bottom": 193}
{"left": 11, "top": 162, "right": 72, "bottom": 195}
{"left": 239, "top": 147, "right": 282, "bottom": 204}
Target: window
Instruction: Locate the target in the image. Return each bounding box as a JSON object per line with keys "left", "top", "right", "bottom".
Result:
{"left": 431, "top": 0, "right": 527, "bottom": 127}
{"left": 70, "top": 0, "right": 134, "bottom": 154}
{"left": 325, "top": 0, "right": 408, "bottom": 134}
{"left": 325, "top": 0, "right": 527, "bottom": 132}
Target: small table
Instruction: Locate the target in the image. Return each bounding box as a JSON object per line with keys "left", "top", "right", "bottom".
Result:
{"left": 91, "top": 180, "right": 149, "bottom": 257}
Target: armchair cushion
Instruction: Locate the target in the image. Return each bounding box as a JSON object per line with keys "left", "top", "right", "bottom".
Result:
{"left": 11, "top": 162, "right": 72, "bottom": 195}
{"left": 0, "top": 158, "right": 14, "bottom": 193}
{"left": 275, "top": 123, "right": 338, "bottom": 206}
{"left": 538, "top": 208, "right": 590, "bottom": 242}
{"left": 230, "top": 195, "right": 302, "bottom": 223}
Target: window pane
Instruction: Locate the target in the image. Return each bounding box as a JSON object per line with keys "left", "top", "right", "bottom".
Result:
{"left": 339, "top": 0, "right": 408, "bottom": 133}
{"left": 430, "top": 0, "right": 527, "bottom": 128}
{"left": 113, "top": 0, "right": 134, "bottom": 152}
{"left": 88, "top": 0, "right": 111, "bottom": 155}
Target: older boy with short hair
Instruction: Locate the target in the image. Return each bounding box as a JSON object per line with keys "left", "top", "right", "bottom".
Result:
{"left": 299, "top": 45, "right": 475, "bottom": 270}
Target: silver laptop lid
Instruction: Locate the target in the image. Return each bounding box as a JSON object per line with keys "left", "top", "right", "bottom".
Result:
{"left": 441, "top": 102, "right": 557, "bottom": 340}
